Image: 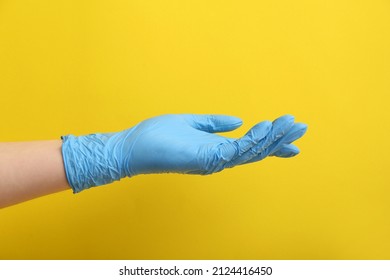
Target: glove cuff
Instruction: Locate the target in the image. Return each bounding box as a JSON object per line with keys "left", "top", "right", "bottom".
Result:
{"left": 61, "top": 133, "right": 123, "bottom": 193}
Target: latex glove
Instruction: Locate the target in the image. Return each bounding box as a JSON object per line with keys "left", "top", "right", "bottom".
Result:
{"left": 61, "top": 114, "right": 307, "bottom": 193}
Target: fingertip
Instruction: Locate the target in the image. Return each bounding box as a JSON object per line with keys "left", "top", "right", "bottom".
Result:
{"left": 230, "top": 116, "right": 244, "bottom": 124}
{"left": 218, "top": 115, "right": 244, "bottom": 130}
{"left": 273, "top": 115, "right": 295, "bottom": 132}
{"left": 285, "top": 123, "right": 307, "bottom": 143}
{"left": 232, "top": 118, "right": 244, "bottom": 128}
{"left": 287, "top": 145, "right": 300, "bottom": 156}
{"left": 272, "top": 144, "right": 300, "bottom": 158}
{"left": 296, "top": 122, "right": 308, "bottom": 134}
{"left": 274, "top": 114, "right": 295, "bottom": 125}
{"left": 191, "top": 114, "right": 244, "bottom": 133}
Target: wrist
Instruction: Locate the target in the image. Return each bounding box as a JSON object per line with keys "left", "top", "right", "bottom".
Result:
{"left": 61, "top": 133, "right": 123, "bottom": 193}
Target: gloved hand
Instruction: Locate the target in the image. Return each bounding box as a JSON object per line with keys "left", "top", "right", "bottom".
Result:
{"left": 61, "top": 114, "right": 307, "bottom": 193}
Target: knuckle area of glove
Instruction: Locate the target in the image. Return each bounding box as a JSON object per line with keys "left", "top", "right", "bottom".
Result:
{"left": 201, "top": 147, "right": 229, "bottom": 174}
{"left": 247, "top": 145, "right": 261, "bottom": 157}
{"left": 238, "top": 140, "right": 254, "bottom": 156}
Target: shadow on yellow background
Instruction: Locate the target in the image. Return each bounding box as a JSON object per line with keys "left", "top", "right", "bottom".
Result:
{"left": 0, "top": 0, "right": 389, "bottom": 259}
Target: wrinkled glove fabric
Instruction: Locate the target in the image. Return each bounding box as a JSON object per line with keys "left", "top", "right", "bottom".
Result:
{"left": 61, "top": 114, "right": 307, "bottom": 193}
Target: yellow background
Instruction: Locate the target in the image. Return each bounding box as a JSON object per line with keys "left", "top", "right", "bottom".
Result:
{"left": 0, "top": 0, "right": 389, "bottom": 259}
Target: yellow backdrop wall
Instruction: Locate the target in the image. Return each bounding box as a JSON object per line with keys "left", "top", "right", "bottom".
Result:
{"left": 0, "top": 0, "right": 389, "bottom": 259}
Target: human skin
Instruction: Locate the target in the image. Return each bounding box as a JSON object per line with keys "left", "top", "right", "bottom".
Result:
{"left": 0, "top": 140, "right": 70, "bottom": 208}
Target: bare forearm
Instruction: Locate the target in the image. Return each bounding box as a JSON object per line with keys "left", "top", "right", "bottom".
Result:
{"left": 0, "top": 140, "right": 70, "bottom": 208}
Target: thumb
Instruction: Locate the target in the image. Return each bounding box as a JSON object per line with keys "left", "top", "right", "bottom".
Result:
{"left": 184, "top": 114, "right": 243, "bottom": 133}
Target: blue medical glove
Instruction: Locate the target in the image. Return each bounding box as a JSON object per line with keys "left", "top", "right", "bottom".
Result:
{"left": 61, "top": 114, "right": 307, "bottom": 193}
